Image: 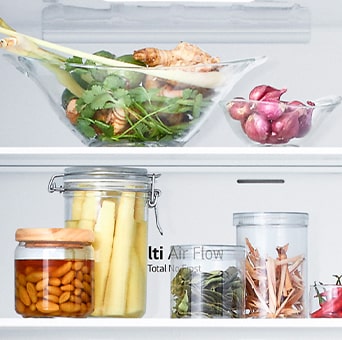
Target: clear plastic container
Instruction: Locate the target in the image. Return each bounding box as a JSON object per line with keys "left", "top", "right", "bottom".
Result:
{"left": 48, "top": 167, "right": 161, "bottom": 318}
{"left": 234, "top": 212, "right": 308, "bottom": 318}
{"left": 15, "top": 228, "right": 94, "bottom": 317}
{"left": 170, "top": 244, "right": 245, "bottom": 319}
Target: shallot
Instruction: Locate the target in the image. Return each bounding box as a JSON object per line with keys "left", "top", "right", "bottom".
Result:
{"left": 249, "top": 85, "right": 286, "bottom": 102}
{"left": 270, "top": 111, "right": 300, "bottom": 143}
{"left": 256, "top": 101, "right": 285, "bottom": 120}
{"left": 287, "top": 100, "right": 314, "bottom": 138}
{"left": 226, "top": 98, "right": 251, "bottom": 121}
{"left": 226, "top": 84, "right": 315, "bottom": 145}
{"left": 243, "top": 113, "right": 271, "bottom": 143}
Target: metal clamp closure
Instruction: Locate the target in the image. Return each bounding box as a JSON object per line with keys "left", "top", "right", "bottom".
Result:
{"left": 49, "top": 172, "right": 163, "bottom": 235}
{"left": 47, "top": 174, "right": 65, "bottom": 193}
{"left": 148, "top": 173, "right": 163, "bottom": 236}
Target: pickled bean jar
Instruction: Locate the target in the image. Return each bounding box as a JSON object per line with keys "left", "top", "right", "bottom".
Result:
{"left": 170, "top": 244, "right": 246, "bottom": 319}
{"left": 15, "top": 228, "right": 94, "bottom": 317}
{"left": 234, "top": 212, "right": 308, "bottom": 318}
{"left": 48, "top": 167, "right": 161, "bottom": 318}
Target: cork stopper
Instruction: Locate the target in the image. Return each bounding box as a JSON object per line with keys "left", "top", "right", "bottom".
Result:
{"left": 15, "top": 228, "right": 94, "bottom": 244}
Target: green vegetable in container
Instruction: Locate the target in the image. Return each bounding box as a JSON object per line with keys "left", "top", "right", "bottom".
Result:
{"left": 171, "top": 266, "right": 244, "bottom": 318}
{"left": 0, "top": 18, "right": 223, "bottom": 145}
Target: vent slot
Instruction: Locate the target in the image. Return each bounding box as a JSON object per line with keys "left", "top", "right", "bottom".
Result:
{"left": 237, "top": 179, "right": 285, "bottom": 184}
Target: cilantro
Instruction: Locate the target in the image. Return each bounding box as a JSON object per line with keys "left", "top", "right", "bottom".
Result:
{"left": 63, "top": 52, "right": 208, "bottom": 144}
{"left": 76, "top": 119, "right": 97, "bottom": 138}
{"left": 65, "top": 56, "right": 83, "bottom": 71}
{"left": 103, "top": 74, "right": 126, "bottom": 90}
{"left": 93, "top": 50, "right": 116, "bottom": 59}
{"left": 82, "top": 85, "right": 107, "bottom": 105}
{"left": 94, "top": 120, "right": 114, "bottom": 137}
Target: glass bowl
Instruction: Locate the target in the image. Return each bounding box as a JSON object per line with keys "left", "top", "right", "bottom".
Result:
{"left": 4, "top": 54, "right": 266, "bottom": 147}
{"left": 221, "top": 96, "right": 342, "bottom": 146}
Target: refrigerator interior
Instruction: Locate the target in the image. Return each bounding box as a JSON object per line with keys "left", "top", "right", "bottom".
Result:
{"left": 0, "top": 0, "right": 341, "bottom": 147}
{"left": 0, "top": 0, "right": 342, "bottom": 338}
{"left": 1, "top": 167, "right": 342, "bottom": 319}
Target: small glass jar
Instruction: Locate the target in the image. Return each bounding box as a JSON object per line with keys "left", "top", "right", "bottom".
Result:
{"left": 310, "top": 283, "right": 342, "bottom": 318}
{"left": 15, "top": 228, "right": 94, "bottom": 318}
{"left": 234, "top": 212, "right": 308, "bottom": 318}
{"left": 48, "top": 167, "right": 161, "bottom": 318}
{"left": 169, "top": 244, "right": 246, "bottom": 319}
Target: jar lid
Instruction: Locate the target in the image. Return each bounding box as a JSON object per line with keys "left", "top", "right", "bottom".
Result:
{"left": 15, "top": 228, "right": 95, "bottom": 243}
{"left": 233, "top": 212, "right": 309, "bottom": 226}
{"left": 49, "top": 166, "right": 152, "bottom": 192}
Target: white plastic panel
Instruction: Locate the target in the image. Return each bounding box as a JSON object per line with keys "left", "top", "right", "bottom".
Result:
{"left": 41, "top": 1, "right": 310, "bottom": 43}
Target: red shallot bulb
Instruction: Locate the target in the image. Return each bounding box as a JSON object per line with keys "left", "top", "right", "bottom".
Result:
{"left": 287, "top": 100, "right": 314, "bottom": 138}
{"left": 271, "top": 111, "right": 300, "bottom": 143}
{"left": 243, "top": 113, "right": 271, "bottom": 143}
{"left": 231, "top": 84, "right": 316, "bottom": 144}
{"left": 227, "top": 98, "right": 251, "bottom": 121}
{"left": 256, "top": 101, "right": 286, "bottom": 120}
{"left": 249, "top": 85, "right": 287, "bottom": 102}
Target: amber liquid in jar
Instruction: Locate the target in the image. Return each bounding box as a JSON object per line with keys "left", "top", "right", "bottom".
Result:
{"left": 15, "top": 259, "right": 94, "bottom": 317}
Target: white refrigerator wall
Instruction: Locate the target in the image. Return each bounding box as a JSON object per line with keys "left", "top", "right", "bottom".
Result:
{"left": 0, "top": 0, "right": 341, "bottom": 147}
{"left": 1, "top": 168, "right": 342, "bottom": 318}
{"left": 0, "top": 0, "right": 342, "bottom": 324}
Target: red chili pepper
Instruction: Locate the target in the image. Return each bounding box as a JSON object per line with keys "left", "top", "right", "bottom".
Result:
{"left": 311, "top": 288, "right": 342, "bottom": 318}
{"left": 311, "top": 310, "right": 342, "bottom": 318}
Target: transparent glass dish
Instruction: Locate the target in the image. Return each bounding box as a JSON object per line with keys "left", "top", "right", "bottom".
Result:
{"left": 221, "top": 96, "right": 342, "bottom": 146}
{"left": 4, "top": 54, "right": 266, "bottom": 147}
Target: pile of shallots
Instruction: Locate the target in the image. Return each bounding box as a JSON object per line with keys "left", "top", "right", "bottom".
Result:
{"left": 227, "top": 85, "right": 315, "bottom": 144}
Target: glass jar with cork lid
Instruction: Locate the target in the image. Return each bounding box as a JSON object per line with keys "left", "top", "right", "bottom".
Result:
{"left": 15, "top": 227, "right": 94, "bottom": 317}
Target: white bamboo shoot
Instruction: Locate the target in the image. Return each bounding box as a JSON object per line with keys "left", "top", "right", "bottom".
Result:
{"left": 92, "top": 199, "right": 116, "bottom": 316}
{"left": 125, "top": 247, "right": 146, "bottom": 317}
{"left": 103, "top": 191, "right": 136, "bottom": 316}
{"left": 77, "top": 192, "right": 98, "bottom": 230}
{"left": 134, "top": 192, "right": 146, "bottom": 222}
{"left": 71, "top": 192, "right": 85, "bottom": 220}
{"left": 134, "top": 221, "right": 148, "bottom": 274}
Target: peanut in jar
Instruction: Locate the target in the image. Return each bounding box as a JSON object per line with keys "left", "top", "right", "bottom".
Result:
{"left": 15, "top": 228, "right": 94, "bottom": 318}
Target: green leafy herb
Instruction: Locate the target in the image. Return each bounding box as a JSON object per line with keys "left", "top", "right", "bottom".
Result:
{"left": 68, "top": 62, "right": 209, "bottom": 144}
{"left": 171, "top": 267, "right": 244, "bottom": 318}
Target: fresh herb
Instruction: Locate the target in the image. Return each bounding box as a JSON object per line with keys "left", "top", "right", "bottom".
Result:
{"left": 65, "top": 58, "right": 208, "bottom": 144}
{"left": 171, "top": 267, "right": 244, "bottom": 318}
{"left": 0, "top": 18, "right": 220, "bottom": 145}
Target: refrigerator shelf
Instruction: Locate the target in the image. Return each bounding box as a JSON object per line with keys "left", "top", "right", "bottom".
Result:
{"left": 1, "top": 318, "right": 342, "bottom": 339}
{"left": 1, "top": 146, "right": 342, "bottom": 171}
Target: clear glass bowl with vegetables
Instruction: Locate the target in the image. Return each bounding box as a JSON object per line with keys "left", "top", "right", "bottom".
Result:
{"left": 222, "top": 85, "right": 342, "bottom": 146}
{"left": 0, "top": 20, "right": 266, "bottom": 146}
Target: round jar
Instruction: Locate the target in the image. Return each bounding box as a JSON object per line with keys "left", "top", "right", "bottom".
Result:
{"left": 48, "top": 167, "right": 160, "bottom": 318}
{"left": 169, "top": 244, "right": 245, "bottom": 319}
{"left": 234, "top": 212, "right": 308, "bottom": 318}
{"left": 15, "top": 228, "right": 94, "bottom": 317}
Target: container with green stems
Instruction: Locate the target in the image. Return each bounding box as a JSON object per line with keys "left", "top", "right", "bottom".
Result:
{"left": 170, "top": 245, "right": 245, "bottom": 318}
